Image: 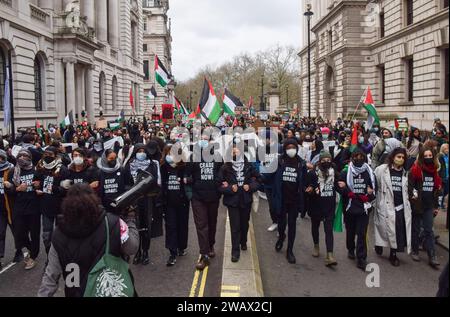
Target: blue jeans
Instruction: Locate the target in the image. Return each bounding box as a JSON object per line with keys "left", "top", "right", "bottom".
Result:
{"left": 412, "top": 209, "right": 435, "bottom": 257}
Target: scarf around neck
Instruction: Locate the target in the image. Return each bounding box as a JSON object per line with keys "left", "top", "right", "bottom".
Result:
{"left": 130, "top": 159, "right": 151, "bottom": 176}
{"left": 346, "top": 162, "right": 376, "bottom": 193}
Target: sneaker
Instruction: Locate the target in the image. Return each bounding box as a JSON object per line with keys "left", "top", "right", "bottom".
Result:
{"left": 325, "top": 253, "right": 338, "bottom": 267}
{"left": 231, "top": 253, "right": 240, "bottom": 263}
{"left": 24, "top": 258, "right": 37, "bottom": 270}
{"left": 312, "top": 245, "right": 320, "bottom": 258}
{"left": 287, "top": 251, "right": 296, "bottom": 264}
{"left": 411, "top": 252, "right": 421, "bottom": 262}
{"left": 357, "top": 259, "right": 367, "bottom": 271}
{"left": 275, "top": 238, "right": 284, "bottom": 252}
{"left": 196, "top": 256, "right": 210, "bottom": 271}
{"left": 178, "top": 249, "right": 188, "bottom": 257}
{"left": 166, "top": 255, "right": 177, "bottom": 267}
{"left": 389, "top": 255, "right": 400, "bottom": 267}
{"left": 375, "top": 246, "right": 383, "bottom": 256}
{"left": 267, "top": 223, "right": 278, "bottom": 232}
{"left": 429, "top": 256, "right": 440, "bottom": 269}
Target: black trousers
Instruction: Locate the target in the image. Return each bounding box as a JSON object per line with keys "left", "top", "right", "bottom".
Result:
{"left": 14, "top": 214, "right": 41, "bottom": 260}
{"left": 278, "top": 204, "right": 299, "bottom": 252}
{"left": 136, "top": 196, "right": 154, "bottom": 253}
{"left": 344, "top": 212, "right": 369, "bottom": 260}
{"left": 0, "top": 212, "right": 20, "bottom": 259}
{"left": 165, "top": 203, "right": 190, "bottom": 256}
{"left": 265, "top": 188, "right": 277, "bottom": 224}
{"left": 191, "top": 199, "right": 219, "bottom": 256}
{"left": 228, "top": 205, "right": 252, "bottom": 256}
{"left": 42, "top": 214, "right": 56, "bottom": 255}
{"left": 311, "top": 212, "right": 335, "bottom": 253}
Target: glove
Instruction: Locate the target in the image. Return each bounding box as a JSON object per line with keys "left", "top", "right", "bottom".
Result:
{"left": 347, "top": 192, "right": 356, "bottom": 199}
{"left": 60, "top": 179, "right": 73, "bottom": 190}
{"left": 358, "top": 195, "right": 370, "bottom": 203}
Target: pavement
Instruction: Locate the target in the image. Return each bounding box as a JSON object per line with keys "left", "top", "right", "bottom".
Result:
{"left": 435, "top": 208, "right": 449, "bottom": 251}
{"left": 0, "top": 197, "right": 448, "bottom": 297}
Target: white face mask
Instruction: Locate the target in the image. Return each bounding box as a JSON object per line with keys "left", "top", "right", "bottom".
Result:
{"left": 286, "top": 149, "right": 297, "bottom": 158}
{"left": 73, "top": 157, "right": 84, "bottom": 166}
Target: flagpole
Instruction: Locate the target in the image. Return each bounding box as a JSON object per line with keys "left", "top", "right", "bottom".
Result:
{"left": 350, "top": 86, "right": 368, "bottom": 122}
{"left": 7, "top": 53, "right": 15, "bottom": 142}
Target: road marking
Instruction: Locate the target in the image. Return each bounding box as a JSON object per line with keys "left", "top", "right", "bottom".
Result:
{"left": 221, "top": 285, "right": 240, "bottom": 291}
{"left": 0, "top": 262, "right": 16, "bottom": 275}
{"left": 220, "top": 292, "right": 240, "bottom": 297}
{"left": 197, "top": 265, "right": 208, "bottom": 297}
{"left": 189, "top": 269, "right": 201, "bottom": 297}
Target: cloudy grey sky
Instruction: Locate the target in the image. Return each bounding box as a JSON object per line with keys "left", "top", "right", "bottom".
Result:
{"left": 170, "top": 0, "right": 301, "bottom": 82}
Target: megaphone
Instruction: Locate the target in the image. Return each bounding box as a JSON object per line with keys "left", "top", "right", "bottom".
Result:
{"left": 110, "top": 170, "right": 156, "bottom": 213}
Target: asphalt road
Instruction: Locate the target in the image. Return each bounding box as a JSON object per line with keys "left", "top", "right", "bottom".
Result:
{"left": 0, "top": 198, "right": 447, "bottom": 297}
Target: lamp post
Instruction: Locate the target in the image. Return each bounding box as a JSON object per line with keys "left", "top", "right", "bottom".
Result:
{"left": 259, "top": 74, "right": 265, "bottom": 112}
{"left": 304, "top": 3, "right": 314, "bottom": 119}
{"left": 286, "top": 84, "right": 289, "bottom": 110}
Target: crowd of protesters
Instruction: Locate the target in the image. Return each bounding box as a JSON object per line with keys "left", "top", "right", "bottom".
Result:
{"left": 0, "top": 113, "right": 448, "bottom": 297}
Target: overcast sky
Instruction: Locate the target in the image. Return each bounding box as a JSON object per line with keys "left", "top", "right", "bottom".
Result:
{"left": 170, "top": 0, "right": 301, "bottom": 82}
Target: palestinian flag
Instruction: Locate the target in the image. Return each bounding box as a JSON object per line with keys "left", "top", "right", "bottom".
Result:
{"left": 199, "top": 79, "right": 222, "bottom": 125}
{"left": 175, "top": 96, "right": 189, "bottom": 115}
{"left": 129, "top": 87, "right": 135, "bottom": 113}
{"left": 116, "top": 110, "right": 125, "bottom": 123}
{"left": 362, "top": 86, "right": 380, "bottom": 130}
{"left": 35, "top": 120, "right": 43, "bottom": 139}
{"left": 155, "top": 55, "right": 171, "bottom": 88}
{"left": 61, "top": 111, "right": 74, "bottom": 128}
{"left": 146, "top": 86, "right": 157, "bottom": 101}
{"left": 222, "top": 89, "right": 243, "bottom": 117}
{"left": 350, "top": 122, "right": 359, "bottom": 153}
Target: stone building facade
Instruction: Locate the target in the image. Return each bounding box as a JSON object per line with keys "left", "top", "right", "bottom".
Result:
{"left": 142, "top": 0, "right": 173, "bottom": 115}
{"left": 0, "top": 0, "right": 145, "bottom": 132}
{"left": 299, "top": 0, "right": 449, "bottom": 129}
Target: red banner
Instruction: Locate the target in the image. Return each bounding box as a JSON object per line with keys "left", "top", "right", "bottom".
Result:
{"left": 161, "top": 104, "right": 174, "bottom": 121}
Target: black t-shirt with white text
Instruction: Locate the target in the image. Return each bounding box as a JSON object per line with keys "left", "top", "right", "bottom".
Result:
{"left": 390, "top": 168, "right": 404, "bottom": 208}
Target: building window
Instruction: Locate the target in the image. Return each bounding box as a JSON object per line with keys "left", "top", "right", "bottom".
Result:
{"left": 444, "top": 0, "right": 449, "bottom": 9}
{"left": 131, "top": 21, "right": 137, "bottom": 59}
{"left": 143, "top": 60, "right": 150, "bottom": 80}
{"left": 143, "top": 44, "right": 148, "bottom": 52}
{"left": 444, "top": 48, "right": 449, "bottom": 99}
{"left": 405, "top": 0, "right": 413, "bottom": 26}
{"left": 0, "top": 49, "right": 6, "bottom": 111}
{"left": 99, "top": 72, "right": 106, "bottom": 110}
{"left": 328, "top": 30, "right": 333, "bottom": 51}
{"left": 378, "top": 65, "right": 386, "bottom": 104}
{"left": 112, "top": 76, "right": 118, "bottom": 110}
{"left": 144, "top": 21, "right": 147, "bottom": 32}
{"left": 405, "top": 58, "right": 414, "bottom": 101}
{"left": 379, "top": 11, "right": 385, "bottom": 38}
{"left": 34, "top": 56, "right": 43, "bottom": 111}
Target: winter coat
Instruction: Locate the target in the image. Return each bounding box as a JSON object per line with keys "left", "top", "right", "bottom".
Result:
{"left": 373, "top": 164, "right": 412, "bottom": 253}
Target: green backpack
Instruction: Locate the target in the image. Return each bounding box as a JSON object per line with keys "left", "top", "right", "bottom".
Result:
{"left": 84, "top": 216, "right": 134, "bottom": 297}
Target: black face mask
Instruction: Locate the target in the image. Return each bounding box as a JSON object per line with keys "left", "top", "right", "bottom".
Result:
{"left": 321, "top": 162, "right": 332, "bottom": 170}
{"left": 108, "top": 160, "right": 117, "bottom": 168}
{"left": 44, "top": 156, "right": 55, "bottom": 164}
{"left": 424, "top": 158, "right": 434, "bottom": 165}
{"left": 353, "top": 160, "right": 365, "bottom": 168}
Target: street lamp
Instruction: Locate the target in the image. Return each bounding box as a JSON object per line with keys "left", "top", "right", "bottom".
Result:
{"left": 304, "top": 3, "right": 314, "bottom": 119}
{"left": 259, "top": 74, "right": 265, "bottom": 112}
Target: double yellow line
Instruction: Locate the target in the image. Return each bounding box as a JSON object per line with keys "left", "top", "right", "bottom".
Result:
{"left": 189, "top": 257, "right": 209, "bottom": 297}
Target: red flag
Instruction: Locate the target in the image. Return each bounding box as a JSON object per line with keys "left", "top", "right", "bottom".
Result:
{"left": 394, "top": 119, "right": 399, "bottom": 131}
{"left": 351, "top": 122, "right": 359, "bottom": 151}
{"left": 232, "top": 117, "right": 239, "bottom": 127}
{"left": 129, "top": 87, "right": 135, "bottom": 111}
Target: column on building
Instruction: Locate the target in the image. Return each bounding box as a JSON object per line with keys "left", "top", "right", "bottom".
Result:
{"left": 85, "top": 66, "right": 95, "bottom": 124}
{"left": 75, "top": 66, "right": 86, "bottom": 122}
{"left": 64, "top": 59, "right": 76, "bottom": 117}
{"left": 80, "top": 0, "right": 96, "bottom": 29}
{"left": 54, "top": 59, "right": 66, "bottom": 121}
{"left": 108, "top": 0, "right": 119, "bottom": 48}
{"left": 95, "top": 0, "right": 108, "bottom": 43}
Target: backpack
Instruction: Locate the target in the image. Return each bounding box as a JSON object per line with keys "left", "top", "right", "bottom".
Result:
{"left": 83, "top": 216, "right": 134, "bottom": 297}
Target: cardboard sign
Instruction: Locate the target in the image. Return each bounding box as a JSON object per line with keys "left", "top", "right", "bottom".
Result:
{"left": 96, "top": 119, "right": 108, "bottom": 129}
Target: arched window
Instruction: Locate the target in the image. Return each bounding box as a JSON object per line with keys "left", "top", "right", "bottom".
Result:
{"left": 0, "top": 49, "right": 6, "bottom": 111}
{"left": 34, "top": 55, "right": 44, "bottom": 111}
{"left": 112, "top": 76, "right": 118, "bottom": 110}
{"left": 99, "top": 71, "right": 106, "bottom": 111}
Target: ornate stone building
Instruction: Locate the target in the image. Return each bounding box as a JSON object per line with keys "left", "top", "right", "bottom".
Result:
{"left": 299, "top": 0, "right": 449, "bottom": 129}
{"left": 0, "top": 0, "right": 145, "bottom": 131}
{"left": 142, "top": 0, "right": 173, "bottom": 114}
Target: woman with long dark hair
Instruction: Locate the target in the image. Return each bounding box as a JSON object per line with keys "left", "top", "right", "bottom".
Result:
{"left": 409, "top": 147, "right": 442, "bottom": 268}
{"left": 406, "top": 127, "right": 423, "bottom": 170}
{"left": 38, "top": 184, "right": 138, "bottom": 297}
